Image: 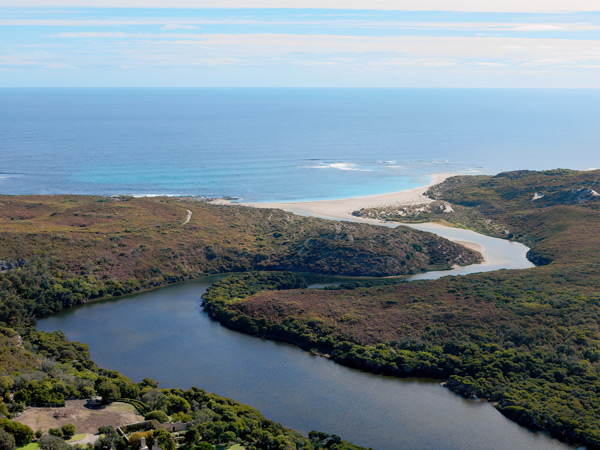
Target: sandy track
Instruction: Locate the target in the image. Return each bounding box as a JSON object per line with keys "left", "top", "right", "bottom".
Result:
{"left": 182, "top": 209, "right": 192, "bottom": 225}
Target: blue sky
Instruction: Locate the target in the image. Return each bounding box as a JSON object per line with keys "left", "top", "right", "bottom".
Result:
{"left": 1, "top": 1, "right": 600, "bottom": 87}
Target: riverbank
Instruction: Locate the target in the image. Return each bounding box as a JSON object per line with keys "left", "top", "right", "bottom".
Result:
{"left": 242, "top": 173, "right": 525, "bottom": 267}
{"left": 37, "top": 275, "right": 572, "bottom": 450}
{"left": 207, "top": 169, "right": 600, "bottom": 449}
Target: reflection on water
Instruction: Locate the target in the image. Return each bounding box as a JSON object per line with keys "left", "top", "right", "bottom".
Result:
{"left": 38, "top": 276, "right": 570, "bottom": 450}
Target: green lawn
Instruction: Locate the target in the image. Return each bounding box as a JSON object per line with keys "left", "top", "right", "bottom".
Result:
{"left": 216, "top": 445, "right": 245, "bottom": 450}
{"left": 17, "top": 443, "right": 39, "bottom": 450}
{"left": 67, "top": 434, "right": 87, "bottom": 442}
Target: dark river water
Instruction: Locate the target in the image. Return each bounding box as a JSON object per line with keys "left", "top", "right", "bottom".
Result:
{"left": 37, "top": 275, "right": 573, "bottom": 450}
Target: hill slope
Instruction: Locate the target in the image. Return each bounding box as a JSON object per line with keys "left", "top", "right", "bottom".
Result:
{"left": 201, "top": 169, "right": 600, "bottom": 448}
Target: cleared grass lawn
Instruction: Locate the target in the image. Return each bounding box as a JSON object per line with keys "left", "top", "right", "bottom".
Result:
{"left": 227, "top": 445, "right": 245, "bottom": 450}
{"left": 109, "top": 402, "right": 137, "bottom": 412}
{"left": 67, "top": 434, "right": 87, "bottom": 442}
{"left": 17, "top": 443, "right": 39, "bottom": 450}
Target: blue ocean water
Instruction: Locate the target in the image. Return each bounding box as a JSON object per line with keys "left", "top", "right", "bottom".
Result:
{"left": 1, "top": 88, "right": 599, "bottom": 202}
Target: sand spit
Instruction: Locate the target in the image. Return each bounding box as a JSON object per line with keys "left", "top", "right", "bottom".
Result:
{"left": 243, "top": 173, "right": 454, "bottom": 225}
{"left": 240, "top": 172, "right": 489, "bottom": 260}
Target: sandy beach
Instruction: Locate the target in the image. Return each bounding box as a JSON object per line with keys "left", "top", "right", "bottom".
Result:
{"left": 243, "top": 172, "right": 452, "bottom": 223}
{"left": 240, "top": 172, "right": 484, "bottom": 254}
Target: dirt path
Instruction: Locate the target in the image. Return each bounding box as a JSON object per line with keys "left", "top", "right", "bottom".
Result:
{"left": 182, "top": 209, "right": 192, "bottom": 225}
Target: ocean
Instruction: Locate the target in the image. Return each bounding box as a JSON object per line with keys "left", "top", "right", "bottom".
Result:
{"left": 1, "top": 88, "right": 599, "bottom": 202}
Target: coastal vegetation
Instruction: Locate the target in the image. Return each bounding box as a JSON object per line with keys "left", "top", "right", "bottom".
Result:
{"left": 0, "top": 195, "right": 478, "bottom": 326}
{"left": 2, "top": 169, "right": 599, "bottom": 447}
{"left": 200, "top": 169, "right": 600, "bottom": 448}
{"left": 0, "top": 194, "right": 473, "bottom": 449}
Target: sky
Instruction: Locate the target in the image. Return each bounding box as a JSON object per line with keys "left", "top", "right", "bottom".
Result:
{"left": 1, "top": 1, "right": 600, "bottom": 87}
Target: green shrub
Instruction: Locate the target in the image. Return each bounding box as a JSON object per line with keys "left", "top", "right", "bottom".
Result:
{"left": 60, "top": 425, "right": 75, "bottom": 439}
{"left": 48, "top": 429, "right": 63, "bottom": 438}
{"left": 144, "top": 411, "right": 169, "bottom": 423}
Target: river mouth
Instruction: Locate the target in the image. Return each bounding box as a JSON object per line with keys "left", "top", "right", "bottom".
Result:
{"left": 37, "top": 271, "right": 571, "bottom": 450}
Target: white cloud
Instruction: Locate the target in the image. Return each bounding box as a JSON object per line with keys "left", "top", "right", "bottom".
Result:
{"left": 512, "top": 24, "right": 566, "bottom": 31}
{"left": 56, "top": 32, "right": 131, "bottom": 38}
{"left": 161, "top": 24, "right": 197, "bottom": 30}
{"left": 0, "top": 52, "right": 76, "bottom": 68}
{"left": 2, "top": 0, "right": 600, "bottom": 13}
{"left": 39, "top": 33, "right": 600, "bottom": 74}
{"left": 51, "top": 32, "right": 600, "bottom": 62}
{"left": 3, "top": 17, "right": 600, "bottom": 34}
{"left": 0, "top": 54, "right": 39, "bottom": 66}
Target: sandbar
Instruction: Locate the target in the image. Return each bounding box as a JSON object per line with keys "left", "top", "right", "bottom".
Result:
{"left": 243, "top": 172, "right": 454, "bottom": 225}
{"left": 241, "top": 172, "right": 487, "bottom": 260}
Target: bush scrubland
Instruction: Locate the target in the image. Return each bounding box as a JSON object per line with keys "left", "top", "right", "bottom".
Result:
{"left": 202, "top": 169, "right": 600, "bottom": 448}
{"left": 3, "top": 169, "right": 599, "bottom": 447}
{"left": 0, "top": 195, "right": 478, "bottom": 326}
{"left": 4, "top": 194, "right": 468, "bottom": 449}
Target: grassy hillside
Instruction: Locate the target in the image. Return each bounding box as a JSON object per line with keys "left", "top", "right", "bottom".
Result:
{"left": 0, "top": 195, "right": 479, "bottom": 326}
{"left": 0, "top": 193, "right": 481, "bottom": 449}
{"left": 201, "top": 169, "right": 600, "bottom": 448}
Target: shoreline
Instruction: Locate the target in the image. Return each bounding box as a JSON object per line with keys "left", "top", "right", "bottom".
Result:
{"left": 240, "top": 172, "right": 484, "bottom": 254}
{"left": 241, "top": 172, "right": 453, "bottom": 222}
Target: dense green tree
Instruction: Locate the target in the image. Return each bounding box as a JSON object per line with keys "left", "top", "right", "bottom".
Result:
{"left": 60, "top": 424, "right": 76, "bottom": 438}
{"left": 139, "top": 378, "right": 159, "bottom": 389}
{"left": 94, "top": 428, "right": 126, "bottom": 450}
{"left": 48, "top": 429, "right": 63, "bottom": 438}
{"left": 144, "top": 411, "right": 169, "bottom": 423}
{"left": 0, "top": 419, "right": 33, "bottom": 446}
{"left": 184, "top": 429, "right": 199, "bottom": 445}
{"left": 97, "top": 381, "right": 120, "bottom": 404}
{"left": 142, "top": 389, "right": 166, "bottom": 412}
{"left": 152, "top": 429, "right": 176, "bottom": 450}
{"left": 165, "top": 395, "right": 190, "bottom": 414}
{"left": 38, "top": 435, "right": 68, "bottom": 450}
{"left": 0, "top": 429, "right": 16, "bottom": 450}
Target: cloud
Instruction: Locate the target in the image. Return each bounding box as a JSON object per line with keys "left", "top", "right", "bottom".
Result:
{"left": 42, "top": 32, "right": 600, "bottom": 74}
{"left": 0, "top": 54, "right": 39, "bottom": 66}
{"left": 475, "top": 62, "right": 507, "bottom": 66}
{"left": 3, "top": 15, "right": 600, "bottom": 34}
{"left": 512, "top": 24, "right": 566, "bottom": 32}
{"left": 50, "top": 32, "right": 600, "bottom": 63}
{"left": 161, "top": 24, "right": 197, "bottom": 31}
{"left": 2, "top": 0, "right": 600, "bottom": 13}
{"left": 0, "top": 53, "right": 76, "bottom": 68}
{"left": 55, "top": 32, "right": 131, "bottom": 38}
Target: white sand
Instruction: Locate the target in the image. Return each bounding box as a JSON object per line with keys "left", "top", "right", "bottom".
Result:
{"left": 243, "top": 173, "right": 453, "bottom": 224}
{"left": 240, "top": 172, "right": 484, "bottom": 255}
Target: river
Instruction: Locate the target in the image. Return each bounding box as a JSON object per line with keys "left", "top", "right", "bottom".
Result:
{"left": 36, "top": 222, "right": 575, "bottom": 450}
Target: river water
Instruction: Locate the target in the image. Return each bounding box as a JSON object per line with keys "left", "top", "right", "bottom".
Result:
{"left": 36, "top": 224, "right": 572, "bottom": 450}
